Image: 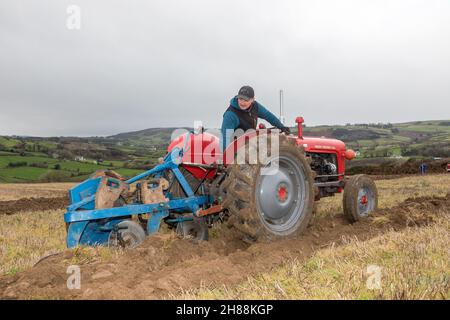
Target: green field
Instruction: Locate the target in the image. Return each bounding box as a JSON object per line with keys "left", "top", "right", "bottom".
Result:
{"left": 301, "top": 120, "right": 450, "bottom": 158}
{"left": 0, "top": 155, "right": 142, "bottom": 183}
{"left": 0, "top": 137, "right": 21, "bottom": 149}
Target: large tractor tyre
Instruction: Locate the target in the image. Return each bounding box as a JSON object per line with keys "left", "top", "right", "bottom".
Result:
{"left": 222, "top": 134, "right": 315, "bottom": 242}
{"left": 343, "top": 174, "right": 378, "bottom": 223}
{"left": 108, "top": 220, "right": 146, "bottom": 248}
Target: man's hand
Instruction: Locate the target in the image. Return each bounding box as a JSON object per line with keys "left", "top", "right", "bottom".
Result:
{"left": 281, "top": 126, "right": 291, "bottom": 135}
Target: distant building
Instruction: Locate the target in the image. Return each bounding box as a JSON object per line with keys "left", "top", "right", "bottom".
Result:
{"left": 75, "top": 156, "right": 85, "bottom": 162}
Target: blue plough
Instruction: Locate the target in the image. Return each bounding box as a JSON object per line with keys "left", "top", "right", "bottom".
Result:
{"left": 64, "top": 137, "right": 218, "bottom": 248}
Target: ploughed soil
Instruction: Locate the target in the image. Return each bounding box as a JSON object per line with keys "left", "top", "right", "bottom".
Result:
{"left": 0, "top": 197, "right": 68, "bottom": 215}
{"left": 347, "top": 158, "right": 450, "bottom": 175}
{"left": 1, "top": 193, "right": 449, "bottom": 300}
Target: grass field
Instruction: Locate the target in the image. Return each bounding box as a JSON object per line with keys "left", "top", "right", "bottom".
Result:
{"left": 0, "top": 154, "right": 142, "bottom": 183}
{"left": 317, "top": 174, "right": 450, "bottom": 217}
{"left": 173, "top": 175, "right": 450, "bottom": 300}
{"left": 0, "top": 209, "right": 67, "bottom": 276}
{"left": 1, "top": 174, "right": 449, "bottom": 292}
{"left": 177, "top": 216, "right": 450, "bottom": 299}
{"left": 0, "top": 137, "right": 21, "bottom": 149}
{"left": 0, "top": 183, "right": 74, "bottom": 201}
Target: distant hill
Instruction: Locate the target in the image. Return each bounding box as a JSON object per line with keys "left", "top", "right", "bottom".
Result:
{"left": 0, "top": 119, "right": 449, "bottom": 182}
{"left": 108, "top": 119, "right": 450, "bottom": 158}
{"left": 107, "top": 127, "right": 191, "bottom": 150}
{"left": 300, "top": 120, "right": 450, "bottom": 158}
{"left": 109, "top": 127, "right": 182, "bottom": 141}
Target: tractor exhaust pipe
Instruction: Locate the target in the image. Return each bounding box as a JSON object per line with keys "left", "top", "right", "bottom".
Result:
{"left": 296, "top": 117, "right": 304, "bottom": 139}
{"left": 279, "top": 89, "right": 285, "bottom": 125}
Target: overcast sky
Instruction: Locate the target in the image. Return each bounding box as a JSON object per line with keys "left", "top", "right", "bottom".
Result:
{"left": 0, "top": 0, "right": 449, "bottom": 136}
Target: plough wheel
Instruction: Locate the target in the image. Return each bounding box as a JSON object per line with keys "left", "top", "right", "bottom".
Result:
{"left": 108, "top": 220, "right": 146, "bottom": 248}
{"left": 177, "top": 220, "right": 209, "bottom": 242}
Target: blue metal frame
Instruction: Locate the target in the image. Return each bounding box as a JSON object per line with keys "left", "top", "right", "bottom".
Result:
{"left": 64, "top": 142, "right": 216, "bottom": 248}
{"left": 65, "top": 196, "right": 211, "bottom": 223}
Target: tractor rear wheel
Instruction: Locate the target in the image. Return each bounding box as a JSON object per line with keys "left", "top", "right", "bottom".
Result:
{"left": 343, "top": 174, "right": 378, "bottom": 222}
{"left": 221, "top": 134, "right": 315, "bottom": 242}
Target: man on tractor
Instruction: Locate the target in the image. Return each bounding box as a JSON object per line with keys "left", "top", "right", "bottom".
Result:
{"left": 220, "top": 85, "right": 291, "bottom": 151}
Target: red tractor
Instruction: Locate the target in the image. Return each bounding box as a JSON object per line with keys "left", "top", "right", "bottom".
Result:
{"left": 166, "top": 116, "right": 378, "bottom": 242}
{"left": 65, "top": 116, "right": 378, "bottom": 247}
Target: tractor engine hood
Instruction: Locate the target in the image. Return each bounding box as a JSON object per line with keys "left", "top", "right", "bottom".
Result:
{"left": 297, "top": 136, "right": 346, "bottom": 153}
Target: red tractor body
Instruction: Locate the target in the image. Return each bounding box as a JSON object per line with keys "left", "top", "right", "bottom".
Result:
{"left": 167, "top": 117, "right": 355, "bottom": 199}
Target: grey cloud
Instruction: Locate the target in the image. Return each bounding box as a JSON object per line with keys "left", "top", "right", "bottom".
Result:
{"left": 0, "top": 0, "right": 449, "bottom": 136}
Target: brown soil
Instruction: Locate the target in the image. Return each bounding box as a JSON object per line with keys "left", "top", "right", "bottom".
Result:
{"left": 348, "top": 158, "right": 450, "bottom": 175}
{"left": 0, "top": 196, "right": 68, "bottom": 215}
{"left": 0, "top": 194, "right": 448, "bottom": 300}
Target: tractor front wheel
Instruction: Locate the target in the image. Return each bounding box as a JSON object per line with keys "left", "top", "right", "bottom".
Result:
{"left": 343, "top": 174, "right": 378, "bottom": 222}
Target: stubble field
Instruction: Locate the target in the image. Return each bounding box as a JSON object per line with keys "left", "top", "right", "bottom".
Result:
{"left": 0, "top": 174, "right": 449, "bottom": 299}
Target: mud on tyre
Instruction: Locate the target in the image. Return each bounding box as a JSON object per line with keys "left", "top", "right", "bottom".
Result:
{"left": 221, "top": 134, "right": 315, "bottom": 242}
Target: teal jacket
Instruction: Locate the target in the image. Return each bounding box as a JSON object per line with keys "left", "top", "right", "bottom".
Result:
{"left": 220, "top": 96, "right": 285, "bottom": 151}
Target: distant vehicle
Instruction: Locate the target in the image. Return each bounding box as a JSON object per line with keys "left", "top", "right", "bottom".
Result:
{"left": 447, "top": 163, "right": 450, "bottom": 172}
